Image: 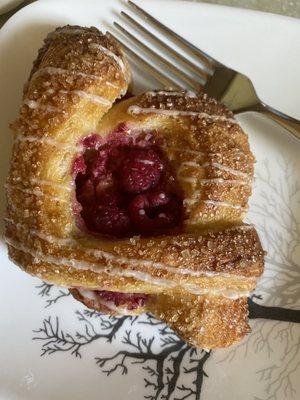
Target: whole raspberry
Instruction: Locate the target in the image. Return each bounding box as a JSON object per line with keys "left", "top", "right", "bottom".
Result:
{"left": 92, "top": 206, "right": 131, "bottom": 237}
{"left": 119, "top": 148, "right": 164, "bottom": 193}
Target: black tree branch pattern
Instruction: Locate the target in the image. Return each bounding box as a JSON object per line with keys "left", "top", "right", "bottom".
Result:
{"left": 32, "top": 293, "right": 211, "bottom": 400}
{"left": 222, "top": 155, "right": 300, "bottom": 400}
{"left": 35, "top": 281, "right": 71, "bottom": 308}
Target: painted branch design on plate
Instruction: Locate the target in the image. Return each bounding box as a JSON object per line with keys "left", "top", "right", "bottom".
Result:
{"left": 33, "top": 282, "right": 300, "bottom": 400}
{"left": 35, "top": 282, "right": 71, "bottom": 308}
{"left": 227, "top": 155, "right": 300, "bottom": 400}
{"left": 32, "top": 290, "right": 211, "bottom": 400}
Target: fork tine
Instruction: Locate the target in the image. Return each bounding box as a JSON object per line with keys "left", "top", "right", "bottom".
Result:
{"left": 127, "top": 0, "right": 217, "bottom": 68}
{"left": 114, "top": 22, "right": 203, "bottom": 91}
{"left": 107, "top": 32, "right": 182, "bottom": 89}
{"left": 120, "top": 11, "right": 211, "bottom": 80}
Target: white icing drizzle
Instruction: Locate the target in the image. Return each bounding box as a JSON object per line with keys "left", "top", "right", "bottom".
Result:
{"left": 118, "top": 269, "right": 176, "bottom": 287}
{"left": 5, "top": 220, "right": 255, "bottom": 282}
{"left": 178, "top": 176, "right": 249, "bottom": 186}
{"left": 89, "top": 43, "right": 125, "bottom": 72}
{"left": 166, "top": 146, "right": 248, "bottom": 161}
{"left": 222, "top": 224, "right": 254, "bottom": 232}
{"left": 203, "top": 162, "right": 252, "bottom": 180}
{"left": 165, "top": 147, "right": 220, "bottom": 157}
{"left": 107, "top": 82, "right": 119, "bottom": 88}
{"left": 146, "top": 90, "right": 197, "bottom": 98}
{"left": 182, "top": 283, "right": 250, "bottom": 299}
{"left": 15, "top": 134, "right": 80, "bottom": 152}
{"left": 23, "top": 90, "right": 111, "bottom": 117}
{"left": 6, "top": 179, "right": 72, "bottom": 197}
{"left": 179, "top": 160, "right": 204, "bottom": 167}
{"left": 6, "top": 231, "right": 256, "bottom": 299}
{"left": 6, "top": 221, "right": 74, "bottom": 246}
{"left": 31, "top": 66, "right": 118, "bottom": 88}
{"left": 127, "top": 105, "right": 237, "bottom": 124}
{"left": 199, "top": 178, "right": 249, "bottom": 186}
{"left": 30, "top": 178, "right": 73, "bottom": 192}
{"left": 202, "top": 200, "right": 246, "bottom": 211}
{"left": 23, "top": 99, "right": 61, "bottom": 113}
{"left": 179, "top": 177, "right": 250, "bottom": 186}
{"left": 5, "top": 237, "right": 176, "bottom": 288}
{"left": 5, "top": 184, "right": 68, "bottom": 203}
{"left": 178, "top": 161, "right": 252, "bottom": 181}
{"left": 178, "top": 160, "right": 251, "bottom": 188}
{"left": 60, "top": 90, "right": 111, "bottom": 106}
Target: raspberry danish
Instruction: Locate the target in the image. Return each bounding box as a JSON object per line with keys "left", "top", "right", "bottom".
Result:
{"left": 5, "top": 25, "right": 264, "bottom": 349}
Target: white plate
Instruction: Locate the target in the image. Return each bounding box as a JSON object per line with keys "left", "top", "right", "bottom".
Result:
{"left": 0, "top": 1, "right": 300, "bottom": 399}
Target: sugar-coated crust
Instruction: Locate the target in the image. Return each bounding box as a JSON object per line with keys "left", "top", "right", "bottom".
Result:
{"left": 148, "top": 292, "right": 250, "bottom": 348}
{"left": 6, "top": 222, "right": 263, "bottom": 294}
{"left": 5, "top": 26, "right": 264, "bottom": 349}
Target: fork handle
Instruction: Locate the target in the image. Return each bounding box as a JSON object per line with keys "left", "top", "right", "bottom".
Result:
{"left": 253, "top": 102, "right": 300, "bottom": 141}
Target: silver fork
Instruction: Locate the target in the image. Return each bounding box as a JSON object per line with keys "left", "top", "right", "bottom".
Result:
{"left": 109, "top": 0, "right": 300, "bottom": 141}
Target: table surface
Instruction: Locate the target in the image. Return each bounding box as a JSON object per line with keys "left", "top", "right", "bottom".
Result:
{"left": 196, "top": 0, "right": 300, "bottom": 18}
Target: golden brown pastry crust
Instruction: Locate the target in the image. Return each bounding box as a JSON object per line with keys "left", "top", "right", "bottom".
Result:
{"left": 6, "top": 223, "right": 263, "bottom": 294}
{"left": 5, "top": 25, "right": 264, "bottom": 349}
{"left": 148, "top": 292, "right": 250, "bottom": 348}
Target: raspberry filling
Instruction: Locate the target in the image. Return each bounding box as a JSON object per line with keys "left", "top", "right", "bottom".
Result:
{"left": 97, "top": 290, "right": 148, "bottom": 310}
{"left": 71, "top": 288, "right": 149, "bottom": 312}
{"left": 74, "top": 129, "right": 183, "bottom": 238}
{"left": 72, "top": 127, "right": 183, "bottom": 312}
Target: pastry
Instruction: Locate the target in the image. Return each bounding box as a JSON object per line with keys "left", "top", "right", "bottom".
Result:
{"left": 5, "top": 25, "right": 264, "bottom": 349}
